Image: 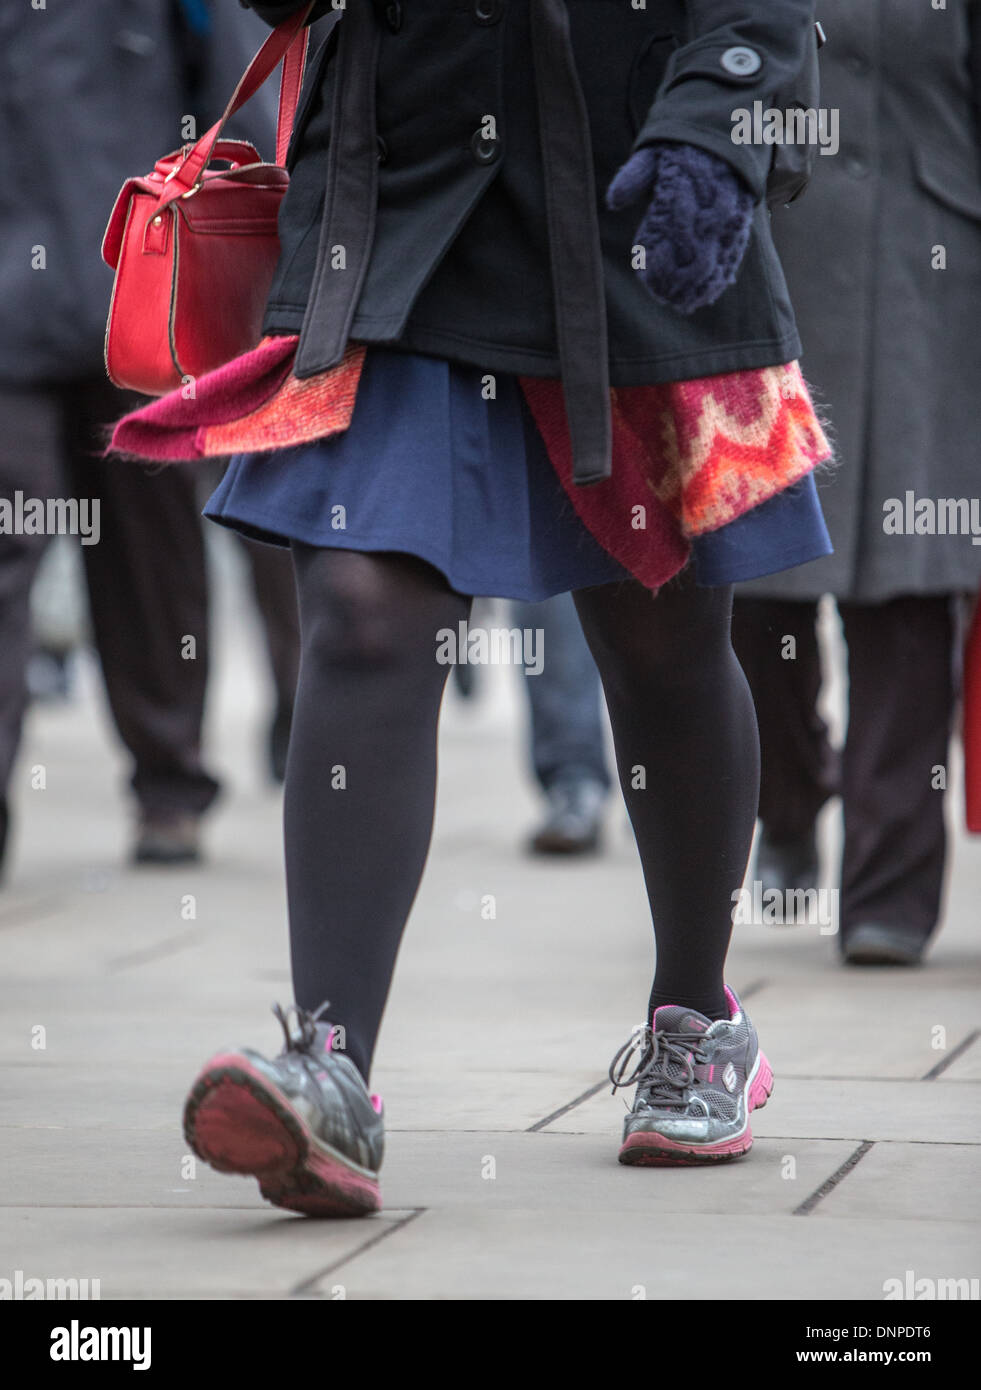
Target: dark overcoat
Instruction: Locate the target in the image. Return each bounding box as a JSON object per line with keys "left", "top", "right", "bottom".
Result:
{"left": 246, "top": 0, "right": 818, "bottom": 480}
{"left": 0, "top": 0, "right": 277, "bottom": 387}
{"left": 739, "top": 0, "right": 981, "bottom": 602}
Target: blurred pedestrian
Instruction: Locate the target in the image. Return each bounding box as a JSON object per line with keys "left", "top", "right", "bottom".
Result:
{"left": 0, "top": 0, "right": 299, "bottom": 875}
{"left": 733, "top": 0, "right": 981, "bottom": 966}
{"left": 513, "top": 594, "right": 612, "bottom": 855}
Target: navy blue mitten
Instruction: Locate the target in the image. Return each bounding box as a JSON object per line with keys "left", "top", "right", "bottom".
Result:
{"left": 606, "top": 142, "right": 756, "bottom": 314}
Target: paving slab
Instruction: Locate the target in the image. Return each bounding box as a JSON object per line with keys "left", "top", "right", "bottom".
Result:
{"left": 0, "top": 1060, "right": 602, "bottom": 1135}
{"left": 0, "top": 1128, "right": 857, "bottom": 1218}
{"left": 732, "top": 975, "right": 981, "bottom": 1080}
{"left": 377, "top": 1132, "right": 857, "bottom": 1216}
{"left": 814, "top": 1142, "right": 981, "bottom": 1223}
{"left": 0, "top": 1207, "right": 410, "bottom": 1300}
{"left": 0, "top": 1129, "right": 273, "bottom": 1209}
{"left": 302, "top": 1209, "right": 980, "bottom": 1301}
{"left": 545, "top": 1077, "right": 981, "bottom": 1145}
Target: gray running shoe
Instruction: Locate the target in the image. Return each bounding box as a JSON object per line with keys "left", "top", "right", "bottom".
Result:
{"left": 183, "top": 1003, "right": 383, "bottom": 1216}
{"left": 609, "top": 986, "right": 773, "bottom": 1164}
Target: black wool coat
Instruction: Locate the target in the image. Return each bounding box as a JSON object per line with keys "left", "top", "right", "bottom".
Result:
{"left": 738, "top": 0, "right": 981, "bottom": 601}
{"left": 244, "top": 0, "right": 817, "bottom": 479}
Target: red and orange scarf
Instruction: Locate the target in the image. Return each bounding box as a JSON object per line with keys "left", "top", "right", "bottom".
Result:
{"left": 111, "top": 335, "right": 830, "bottom": 591}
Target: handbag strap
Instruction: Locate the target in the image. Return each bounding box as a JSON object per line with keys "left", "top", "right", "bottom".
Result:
{"left": 155, "top": 1, "right": 323, "bottom": 212}
{"left": 276, "top": 16, "right": 310, "bottom": 167}
{"left": 154, "top": 139, "right": 262, "bottom": 173}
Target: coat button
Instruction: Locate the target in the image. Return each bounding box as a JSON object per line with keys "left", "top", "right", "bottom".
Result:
{"left": 471, "top": 128, "right": 500, "bottom": 164}
{"left": 114, "top": 29, "right": 156, "bottom": 56}
{"left": 473, "top": 0, "right": 502, "bottom": 23}
{"left": 719, "top": 45, "right": 762, "bottom": 77}
{"left": 384, "top": 2, "right": 402, "bottom": 33}
{"left": 845, "top": 156, "right": 869, "bottom": 179}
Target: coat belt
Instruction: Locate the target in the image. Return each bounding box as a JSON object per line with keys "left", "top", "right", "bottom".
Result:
{"left": 293, "top": 0, "right": 613, "bottom": 485}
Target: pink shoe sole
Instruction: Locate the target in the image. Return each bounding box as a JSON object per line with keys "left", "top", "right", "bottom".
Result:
{"left": 183, "top": 1052, "right": 382, "bottom": 1218}
{"left": 618, "top": 1052, "right": 774, "bottom": 1167}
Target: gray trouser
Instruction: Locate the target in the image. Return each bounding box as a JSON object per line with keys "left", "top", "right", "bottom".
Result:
{"left": 511, "top": 592, "right": 611, "bottom": 793}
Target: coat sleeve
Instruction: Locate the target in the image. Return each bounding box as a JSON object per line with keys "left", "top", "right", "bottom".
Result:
{"left": 631, "top": 0, "right": 817, "bottom": 201}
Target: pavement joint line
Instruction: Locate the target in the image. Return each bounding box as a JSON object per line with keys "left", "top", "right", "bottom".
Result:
{"left": 920, "top": 1028, "right": 981, "bottom": 1080}
{"left": 792, "top": 1139, "right": 875, "bottom": 1216}
{"left": 726, "top": 1136, "right": 981, "bottom": 1147}
{"left": 526, "top": 1079, "right": 609, "bottom": 1132}
{"left": 106, "top": 927, "right": 204, "bottom": 973}
{"left": 0, "top": 896, "right": 71, "bottom": 930}
{"left": 721, "top": 1073, "right": 981, "bottom": 1082}
{"left": 288, "top": 1207, "right": 427, "bottom": 1296}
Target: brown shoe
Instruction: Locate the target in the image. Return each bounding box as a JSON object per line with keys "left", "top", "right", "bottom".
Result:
{"left": 133, "top": 812, "right": 202, "bottom": 866}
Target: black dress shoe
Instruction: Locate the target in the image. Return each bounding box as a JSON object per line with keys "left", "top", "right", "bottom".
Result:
{"left": 528, "top": 780, "right": 606, "bottom": 856}
{"left": 754, "top": 824, "right": 819, "bottom": 895}
{"left": 133, "top": 812, "right": 202, "bottom": 866}
{"left": 840, "top": 923, "right": 928, "bottom": 966}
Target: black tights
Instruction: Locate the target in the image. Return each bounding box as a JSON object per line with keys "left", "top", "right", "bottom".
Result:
{"left": 285, "top": 546, "right": 759, "bottom": 1081}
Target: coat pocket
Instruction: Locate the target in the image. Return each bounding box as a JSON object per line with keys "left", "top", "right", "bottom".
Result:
{"left": 912, "top": 140, "right": 981, "bottom": 223}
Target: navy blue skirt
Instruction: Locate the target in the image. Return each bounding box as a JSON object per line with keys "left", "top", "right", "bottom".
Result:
{"left": 204, "top": 348, "right": 831, "bottom": 602}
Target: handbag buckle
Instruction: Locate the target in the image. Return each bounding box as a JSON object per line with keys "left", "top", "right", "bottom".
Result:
{"left": 162, "top": 145, "right": 201, "bottom": 197}
{"left": 163, "top": 144, "right": 192, "bottom": 181}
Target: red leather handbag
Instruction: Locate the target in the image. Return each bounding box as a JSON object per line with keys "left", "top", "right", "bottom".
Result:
{"left": 102, "top": 2, "right": 319, "bottom": 396}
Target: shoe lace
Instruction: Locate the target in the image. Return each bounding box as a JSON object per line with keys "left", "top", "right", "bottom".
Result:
{"left": 271, "top": 1000, "right": 331, "bottom": 1056}
{"left": 608, "top": 1023, "right": 708, "bottom": 1110}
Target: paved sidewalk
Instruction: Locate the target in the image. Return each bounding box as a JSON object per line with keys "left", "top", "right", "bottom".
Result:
{"left": 1, "top": 567, "right": 979, "bottom": 1301}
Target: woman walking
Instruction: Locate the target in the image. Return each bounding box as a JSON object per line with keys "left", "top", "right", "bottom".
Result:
{"left": 116, "top": 0, "right": 830, "bottom": 1214}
